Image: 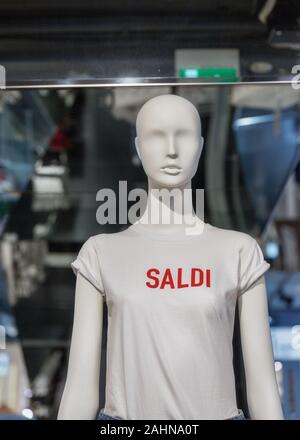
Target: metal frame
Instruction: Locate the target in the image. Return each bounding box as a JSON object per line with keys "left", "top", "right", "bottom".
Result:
{"left": 2, "top": 78, "right": 298, "bottom": 90}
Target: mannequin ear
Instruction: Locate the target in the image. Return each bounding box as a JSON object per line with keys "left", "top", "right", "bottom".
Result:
{"left": 198, "top": 136, "right": 204, "bottom": 159}
{"left": 135, "top": 136, "right": 141, "bottom": 160}
{"left": 199, "top": 136, "right": 204, "bottom": 152}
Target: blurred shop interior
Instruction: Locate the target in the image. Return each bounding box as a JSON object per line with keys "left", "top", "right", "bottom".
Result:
{"left": 1, "top": 0, "right": 300, "bottom": 420}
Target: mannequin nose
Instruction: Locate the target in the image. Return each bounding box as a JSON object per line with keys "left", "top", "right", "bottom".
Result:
{"left": 166, "top": 134, "right": 178, "bottom": 158}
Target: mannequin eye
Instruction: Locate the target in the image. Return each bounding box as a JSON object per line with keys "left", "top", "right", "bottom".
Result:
{"left": 150, "top": 129, "right": 165, "bottom": 138}
{"left": 176, "top": 129, "right": 193, "bottom": 137}
{"left": 144, "top": 130, "right": 166, "bottom": 143}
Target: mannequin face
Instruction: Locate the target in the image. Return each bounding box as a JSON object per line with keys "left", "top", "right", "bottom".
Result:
{"left": 135, "top": 94, "right": 204, "bottom": 188}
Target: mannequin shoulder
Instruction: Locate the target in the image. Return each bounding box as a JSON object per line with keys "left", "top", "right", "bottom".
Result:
{"left": 207, "top": 223, "right": 257, "bottom": 249}
{"left": 79, "top": 233, "right": 105, "bottom": 248}
{"left": 86, "top": 228, "right": 131, "bottom": 247}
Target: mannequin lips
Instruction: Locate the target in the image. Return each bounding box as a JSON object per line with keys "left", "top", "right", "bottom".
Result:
{"left": 160, "top": 165, "right": 182, "bottom": 175}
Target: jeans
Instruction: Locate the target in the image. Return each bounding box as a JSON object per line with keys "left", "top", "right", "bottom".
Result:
{"left": 228, "top": 409, "right": 246, "bottom": 420}
{"left": 97, "top": 408, "right": 246, "bottom": 420}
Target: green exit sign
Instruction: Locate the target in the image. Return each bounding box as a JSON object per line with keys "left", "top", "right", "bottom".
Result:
{"left": 179, "top": 67, "right": 238, "bottom": 81}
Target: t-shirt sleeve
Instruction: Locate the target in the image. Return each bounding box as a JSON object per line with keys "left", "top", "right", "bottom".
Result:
{"left": 237, "top": 236, "right": 271, "bottom": 296}
{"left": 71, "top": 237, "right": 105, "bottom": 298}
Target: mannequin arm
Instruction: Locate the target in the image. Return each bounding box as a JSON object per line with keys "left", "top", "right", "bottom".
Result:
{"left": 57, "top": 273, "right": 104, "bottom": 419}
{"left": 238, "top": 276, "right": 284, "bottom": 420}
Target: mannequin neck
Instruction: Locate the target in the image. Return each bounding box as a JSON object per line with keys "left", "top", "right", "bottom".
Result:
{"left": 137, "top": 178, "right": 203, "bottom": 234}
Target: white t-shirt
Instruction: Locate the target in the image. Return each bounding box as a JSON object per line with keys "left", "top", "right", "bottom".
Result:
{"left": 71, "top": 221, "right": 270, "bottom": 420}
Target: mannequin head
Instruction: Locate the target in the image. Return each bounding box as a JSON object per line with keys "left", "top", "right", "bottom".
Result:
{"left": 135, "top": 94, "right": 204, "bottom": 188}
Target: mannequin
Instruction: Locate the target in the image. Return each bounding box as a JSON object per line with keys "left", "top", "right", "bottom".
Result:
{"left": 58, "top": 94, "right": 283, "bottom": 420}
